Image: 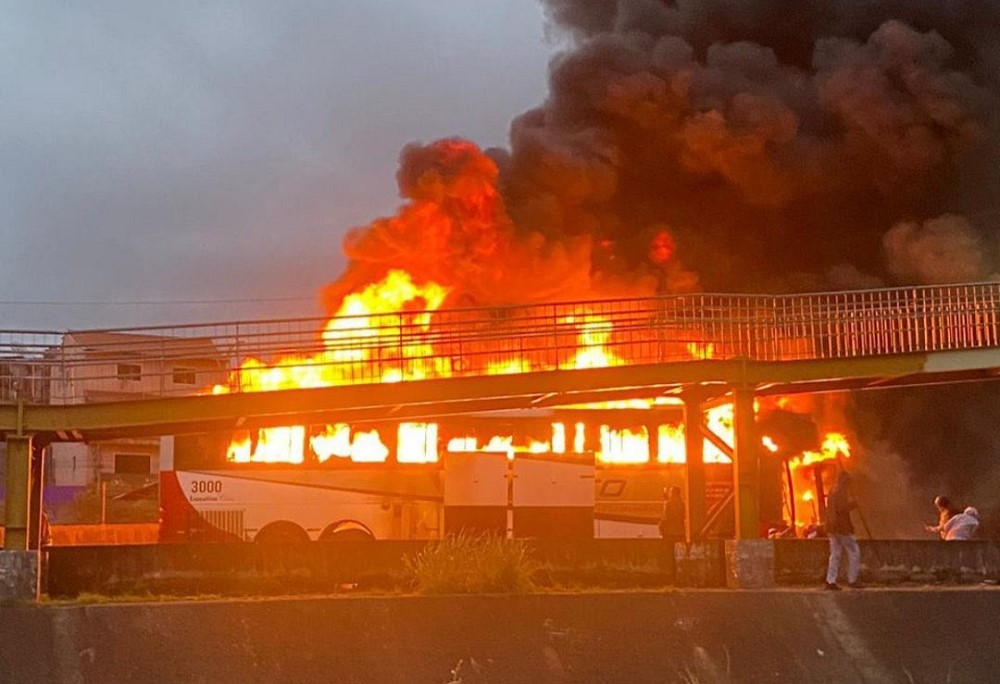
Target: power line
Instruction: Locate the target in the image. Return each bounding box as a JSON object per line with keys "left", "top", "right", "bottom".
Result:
{"left": 0, "top": 297, "right": 316, "bottom": 307}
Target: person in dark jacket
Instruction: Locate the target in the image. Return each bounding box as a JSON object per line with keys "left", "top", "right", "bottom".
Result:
{"left": 659, "top": 486, "right": 686, "bottom": 541}
{"left": 825, "top": 469, "right": 861, "bottom": 590}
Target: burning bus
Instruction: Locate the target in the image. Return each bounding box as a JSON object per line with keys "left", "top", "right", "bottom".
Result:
{"left": 159, "top": 400, "right": 848, "bottom": 543}
{"left": 158, "top": 267, "right": 854, "bottom": 543}
{"left": 159, "top": 407, "right": 738, "bottom": 543}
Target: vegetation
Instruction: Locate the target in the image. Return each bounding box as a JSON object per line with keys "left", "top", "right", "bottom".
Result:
{"left": 405, "top": 532, "right": 537, "bottom": 594}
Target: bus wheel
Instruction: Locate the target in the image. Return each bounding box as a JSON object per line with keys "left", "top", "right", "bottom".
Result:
{"left": 319, "top": 522, "right": 374, "bottom": 542}
{"left": 254, "top": 521, "right": 310, "bottom": 543}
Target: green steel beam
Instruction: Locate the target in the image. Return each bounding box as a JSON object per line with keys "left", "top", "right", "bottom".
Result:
{"left": 2, "top": 361, "right": 734, "bottom": 438}
{"left": 2, "top": 352, "right": 1000, "bottom": 442}
{"left": 4, "top": 435, "right": 32, "bottom": 551}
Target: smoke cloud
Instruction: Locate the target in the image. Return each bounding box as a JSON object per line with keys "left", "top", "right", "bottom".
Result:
{"left": 320, "top": 138, "right": 598, "bottom": 310}
{"left": 506, "top": 0, "right": 999, "bottom": 292}
{"left": 324, "top": 1, "right": 1000, "bottom": 523}
{"left": 333, "top": 1, "right": 1000, "bottom": 306}
{"left": 883, "top": 214, "right": 996, "bottom": 284}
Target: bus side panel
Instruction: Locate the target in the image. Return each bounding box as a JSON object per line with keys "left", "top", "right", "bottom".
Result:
{"left": 159, "top": 470, "right": 241, "bottom": 543}
{"left": 593, "top": 464, "right": 735, "bottom": 538}
{"left": 166, "top": 465, "right": 445, "bottom": 542}
{"left": 166, "top": 433, "right": 446, "bottom": 542}
{"left": 594, "top": 467, "right": 675, "bottom": 538}
{"left": 443, "top": 452, "right": 507, "bottom": 537}
{"left": 512, "top": 456, "right": 594, "bottom": 539}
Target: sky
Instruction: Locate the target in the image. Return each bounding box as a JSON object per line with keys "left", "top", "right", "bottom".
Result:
{"left": 0, "top": 1, "right": 553, "bottom": 330}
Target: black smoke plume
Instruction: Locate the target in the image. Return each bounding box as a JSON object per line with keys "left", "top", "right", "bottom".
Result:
{"left": 329, "top": 1, "right": 1000, "bottom": 523}
{"left": 496, "top": 0, "right": 1000, "bottom": 292}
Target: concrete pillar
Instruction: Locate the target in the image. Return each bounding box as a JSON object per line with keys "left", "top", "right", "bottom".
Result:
{"left": 732, "top": 386, "right": 759, "bottom": 540}
{"left": 0, "top": 551, "right": 39, "bottom": 601}
{"left": 724, "top": 539, "right": 775, "bottom": 588}
{"left": 4, "top": 435, "right": 33, "bottom": 551}
{"left": 682, "top": 395, "right": 706, "bottom": 542}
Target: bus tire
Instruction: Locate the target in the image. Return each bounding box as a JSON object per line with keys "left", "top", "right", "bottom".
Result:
{"left": 319, "top": 522, "right": 375, "bottom": 542}
{"left": 254, "top": 521, "right": 310, "bottom": 543}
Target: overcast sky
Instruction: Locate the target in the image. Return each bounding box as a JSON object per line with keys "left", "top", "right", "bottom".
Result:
{"left": 0, "top": 1, "right": 552, "bottom": 330}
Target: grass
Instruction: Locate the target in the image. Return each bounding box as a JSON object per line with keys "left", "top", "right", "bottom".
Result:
{"left": 404, "top": 532, "right": 537, "bottom": 594}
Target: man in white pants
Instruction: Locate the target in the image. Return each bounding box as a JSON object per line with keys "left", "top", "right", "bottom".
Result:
{"left": 825, "top": 468, "right": 861, "bottom": 590}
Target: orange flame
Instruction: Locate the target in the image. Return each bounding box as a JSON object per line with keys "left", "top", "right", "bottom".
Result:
{"left": 686, "top": 342, "right": 715, "bottom": 360}
{"left": 789, "top": 431, "right": 851, "bottom": 470}
{"left": 215, "top": 264, "right": 852, "bottom": 489}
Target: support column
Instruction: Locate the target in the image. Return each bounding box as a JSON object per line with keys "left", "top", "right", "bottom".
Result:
{"left": 28, "top": 444, "right": 45, "bottom": 550}
{"left": 682, "top": 394, "right": 706, "bottom": 542}
{"left": 732, "top": 386, "right": 759, "bottom": 540}
{"left": 5, "top": 434, "right": 33, "bottom": 550}
{"left": 725, "top": 385, "right": 774, "bottom": 588}
{"left": 1, "top": 434, "right": 39, "bottom": 601}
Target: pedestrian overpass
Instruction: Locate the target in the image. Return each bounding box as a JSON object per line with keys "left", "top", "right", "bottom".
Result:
{"left": 2, "top": 281, "right": 999, "bottom": 547}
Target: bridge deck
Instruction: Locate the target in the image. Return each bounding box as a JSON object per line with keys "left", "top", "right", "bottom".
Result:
{"left": 0, "top": 282, "right": 998, "bottom": 438}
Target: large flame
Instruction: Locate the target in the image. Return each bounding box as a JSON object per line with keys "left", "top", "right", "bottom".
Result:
{"left": 785, "top": 431, "right": 853, "bottom": 533}
{"left": 212, "top": 262, "right": 853, "bottom": 541}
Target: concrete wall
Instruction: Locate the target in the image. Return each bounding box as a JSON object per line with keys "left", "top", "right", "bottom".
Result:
{"left": 49, "top": 443, "right": 94, "bottom": 487}
{"left": 46, "top": 539, "right": 686, "bottom": 598}
{"left": 775, "top": 539, "right": 1000, "bottom": 584}
{"left": 45, "top": 539, "right": 1000, "bottom": 598}
{"left": 1, "top": 591, "right": 999, "bottom": 683}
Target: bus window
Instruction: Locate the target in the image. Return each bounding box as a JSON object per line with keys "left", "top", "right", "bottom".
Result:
{"left": 311, "top": 424, "right": 389, "bottom": 463}
{"left": 397, "top": 422, "right": 438, "bottom": 463}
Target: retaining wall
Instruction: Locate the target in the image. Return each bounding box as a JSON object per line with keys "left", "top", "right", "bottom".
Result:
{"left": 2, "top": 591, "right": 999, "bottom": 683}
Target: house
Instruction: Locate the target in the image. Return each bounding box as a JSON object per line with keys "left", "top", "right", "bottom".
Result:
{"left": 53, "top": 331, "right": 227, "bottom": 404}
{"left": 48, "top": 331, "right": 229, "bottom": 485}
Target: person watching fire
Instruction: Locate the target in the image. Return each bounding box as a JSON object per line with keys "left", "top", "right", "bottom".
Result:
{"left": 925, "top": 496, "right": 960, "bottom": 539}
{"left": 942, "top": 507, "right": 980, "bottom": 541}
{"left": 825, "top": 468, "right": 862, "bottom": 590}
{"left": 658, "top": 486, "right": 686, "bottom": 542}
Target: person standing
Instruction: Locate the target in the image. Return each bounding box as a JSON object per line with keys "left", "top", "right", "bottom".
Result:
{"left": 658, "top": 485, "right": 686, "bottom": 584}
{"left": 659, "top": 486, "right": 686, "bottom": 542}
{"left": 825, "top": 469, "right": 862, "bottom": 590}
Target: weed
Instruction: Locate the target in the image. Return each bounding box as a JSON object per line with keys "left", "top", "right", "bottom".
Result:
{"left": 405, "top": 533, "right": 536, "bottom": 594}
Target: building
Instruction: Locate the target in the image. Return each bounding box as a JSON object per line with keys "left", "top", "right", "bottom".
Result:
{"left": 48, "top": 331, "right": 228, "bottom": 485}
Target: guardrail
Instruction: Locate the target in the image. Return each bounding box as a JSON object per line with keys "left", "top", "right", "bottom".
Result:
{"left": 1, "top": 282, "right": 997, "bottom": 404}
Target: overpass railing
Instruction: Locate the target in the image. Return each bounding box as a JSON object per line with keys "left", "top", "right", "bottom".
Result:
{"left": 0, "top": 282, "right": 997, "bottom": 404}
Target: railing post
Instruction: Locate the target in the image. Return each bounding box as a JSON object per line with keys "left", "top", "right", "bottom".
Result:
{"left": 60, "top": 339, "right": 68, "bottom": 404}
{"left": 159, "top": 338, "right": 166, "bottom": 397}
{"left": 234, "top": 324, "right": 242, "bottom": 392}
{"left": 552, "top": 305, "right": 560, "bottom": 370}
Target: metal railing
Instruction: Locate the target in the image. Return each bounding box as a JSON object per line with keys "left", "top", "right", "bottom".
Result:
{"left": 1, "top": 282, "right": 997, "bottom": 405}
